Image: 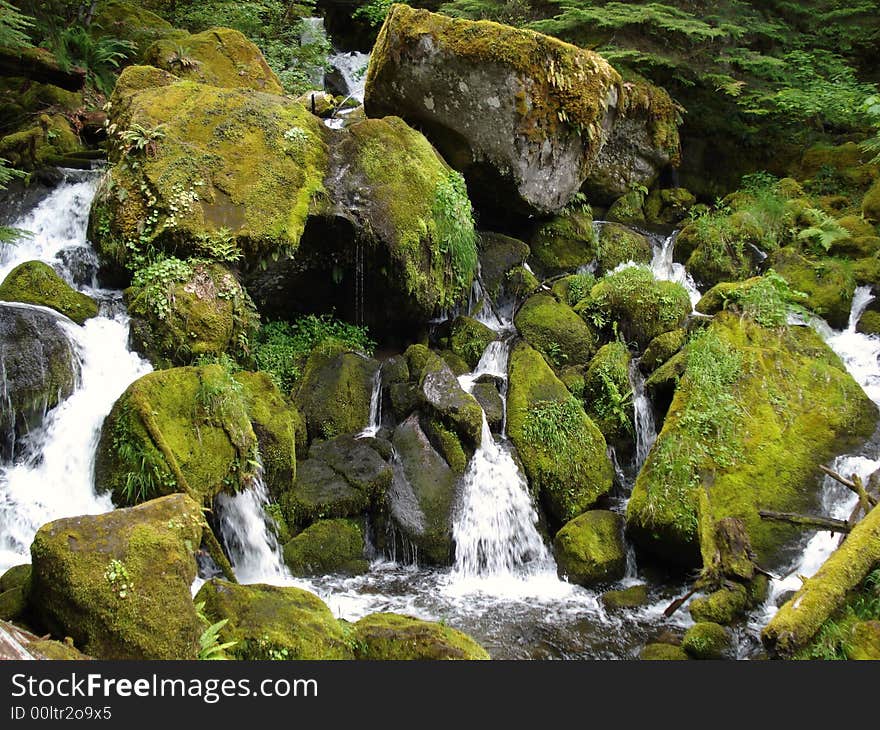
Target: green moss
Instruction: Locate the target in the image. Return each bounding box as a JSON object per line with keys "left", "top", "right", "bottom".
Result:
{"left": 0, "top": 261, "right": 97, "bottom": 324}
{"left": 640, "top": 643, "right": 689, "bottom": 660}
{"left": 92, "top": 0, "right": 183, "bottom": 57}
{"left": 351, "top": 612, "right": 489, "bottom": 660}
{"left": 528, "top": 211, "right": 597, "bottom": 276}
{"left": 575, "top": 266, "right": 690, "bottom": 350}
{"left": 682, "top": 622, "right": 729, "bottom": 659}
{"left": 601, "top": 584, "right": 649, "bottom": 609}
{"left": 645, "top": 188, "right": 696, "bottom": 226}
{"left": 478, "top": 232, "right": 530, "bottom": 300}
{"left": 554, "top": 510, "right": 626, "bottom": 586}
{"left": 196, "top": 579, "right": 354, "bottom": 659}
{"left": 689, "top": 585, "right": 749, "bottom": 625}
{"left": 515, "top": 292, "right": 599, "bottom": 368}
{"left": 507, "top": 341, "right": 612, "bottom": 525}
{"left": 640, "top": 329, "right": 686, "bottom": 374}
{"left": 863, "top": 179, "right": 880, "bottom": 223}
{"left": 857, "top": 310, "right": 880, "bottom": 336}
{"left": 282, "top": 519, "right": 368, "bottom": 576}
{"left": 0, "top": 564, "right": 31, "bottom": 594}
{"left": 449, "top": 316, "right": 497, "bottom": 369}
{"left": 0, "top": 114, "right": 83, "bottom": 171}
{"left": 28, "top": 494, "right": 204, "bottom": 659}
{"left": 0, "top": 585, "right": 27, "bottom": 621}
{"left": 582, "top": 341, "right": 633, "bottom": 441}
{"left": 143, "top": 27, "right": 283, "bottom": 93}
{"left": 425, "top": 419, "right": 469, "bottom": 474}
{"left": 26, "top": 639, "right": 91, "bottom": 660}
{"left": 595, "top": 222, "right": 652, "bottom": 274}
{"left": 606, "top": 190, "right": 645, "bottom": 226}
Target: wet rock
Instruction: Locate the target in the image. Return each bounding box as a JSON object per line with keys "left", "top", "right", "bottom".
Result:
{"left": 478, "top": 232, "right": 530, "bottom": 301}
{"left": 601, "top": 584, "right": 649, "bottom": 609}
{"left": 554, "top": 510, "right": 626, "bottom": 586}
{"left": 515, "top": 293, "right": 599, "bottom": 368}
{"left": 449, "top": 316, "right": 498, "bottom": 370}
{"left": 0, "top": 260, "right": 97, "bottom": 324}
{"left": 352, "top": 613, "right": 490, "bottom": 660}
{"left": 472, "top": 381, "right": 504, "bottom": 433}
{"left": 282, "top": 518, "right": 369, "bottom": 576}
{"left": 595, "top": 222, "right": 652, "bottom": 274}
{"left": 682, "top": 622, "right": 729, "bottom": 659}
{"left": 528, "top": 211, "right": 597, "bottom": 276}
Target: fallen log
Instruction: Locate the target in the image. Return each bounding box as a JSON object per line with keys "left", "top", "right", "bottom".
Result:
{"left": 761, "top": 496, "right": 880, "bottom": 657}
{"left": 819, "top": 465, "right": 878, "bottom": 507}
{"left": 757, "top": 510, "right": 851, "bottom": 534}
{"left": 0, "top": 46, "right": 85, "bottom": 91}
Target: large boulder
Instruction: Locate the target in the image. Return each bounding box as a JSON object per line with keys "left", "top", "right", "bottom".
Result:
{"left": 29, "top": 494, "right": 205, "bottom": 659}
{"left": 0, "top": 303, "right": 79, "bottom": 456}
{"left": 478, "top": 232, "right": 530, "bottom": 301}
{"left": 582, "top": 341, "right": 632, "bottom": 444}
{"left": 528, "top": 211, "right": 597, "bottom": 276}
{"left": 195, "top": 579, "right": 354, "bottom": 659}
{"left": 554, "top": 510, "right": 626, "bottom": 586}
{"left": 282, "top": 518, "right": 369, "bottom": 576}
{"left": 626, "top": 314, "right": 877, "bottom": 567}
{"left": 91, "top": 0, "right": 184, "bottom": 58}
{"left": 595, "top": 222, "right": 652, "bottom": 274}
{"left": 364, "top": 5, "right": 680, "bottom": 217}
{"left": 515, "top": 292, "right": 599, "bottom": 368}
{"left": 506, "top": 341, "right": 612, "bottom": 526}
{"left": 143, "top": 28, "right": 284, "bottom": 93}
{"left": 351, "top": 613, "right": 490, "bottom": 660}
{"left": 0, "top": 261, "right": 97, "bottom": 324}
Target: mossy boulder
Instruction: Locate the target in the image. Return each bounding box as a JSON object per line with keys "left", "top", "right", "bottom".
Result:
{"left": 143, "top": 28, "right": 283, "bottom": 93}
{"left": 507, "top": 341, "right": 612, "bottom": 525}
{"left": 282, "top": 518, "right": 368, "bottom": 576}
{"left": 515, "top": 293, "right": 599, "bottom": 368}
{"left": 388, "top": 414, "right": 459, "bottom": 564}
{"left": 450, "top": 316, "right": 498, "bottom": 369}
{"left": 863, "top": 179, "right": 880, "bottom": 224}
{"left": 364, "top": 5, "right": 679, "bottom": 216}
{"left": 846, "top": 620, "right": 880, "bottom": 660}
{"left": 528, "top": 211, "right": 597, "bottom": 276}
{"left": 640, "top": 329, "right": 686, "bottom": 374}
{"left": 645, "top": 187, "right": 696, "bottom": 226}
{"left": 29, "top": 494, "right": 205, "bottom": 659}
{"left": 554, "top": 510, "right": 626, "bottom": 586}
{"left": 857, "top": 310, "right": 880, "bottom": 336}
{"left": 95, "top": 365, "right": 267, "bottom": 506}
{"left": 688, "top": 585, "right": 750, "bottom": 625}
{"left": 595, "top": 222, "right": 652, "bottom": 274}
{"left": 640, "top": 643, "right": 688, "bottom": 660}
{"left": 575, "top": 266, "right": 691, "bottom": 350}
{"left": 472, "top": 381, "right": 504, "bottom": 433}
{"left": 0, "top": 585, "right": 27, "bottom": 621}
{"left": 0, "top": 113, "right": 83, "bottom": 171}
{"left": 478, "top": 232, "right": 530, "bottom": 300}
{"left": 92, "top": 0, "right": 184, "bottom": 57}
{"left": 0, "top": 261, "right": 97, "bottom": 324}
{"left": 606, "top": 190, "right": 646, "bottom": 226}
{"left": 0, "top": 564, "right": 30, "bottom": 594}
{"left": 601, "top": 584, "right": 649, "bottom": 609}
{"left": 126, "top": 261, "right": 257, "bottom": 367}
{"left": 626, "top": 313, "right": 876, "bottom": 568}
{"left": 92, "top": 75, "right": 329, "bottom": 272}
{"left": 767, "top": 247, "right": 854, "bottom": 329}
{"left": 351, "top": 613, "right": 489, "bottom": 660}
{"left": 195, "top": 579, "right": 354, "bottom": 659}
{"left": 682, "top": 622, "right": 729, "bottom": 659}
{"left": 295, "top": 347, "right": 378, "bottom": 442}
{"left": 676, "top": 212, "right": 763, "bottom": 288}
{"left": 582, "top": 341, "right": 632, "bottom": 443}
{"left": 0, "top": 303, "right": 79, "bottom": 453}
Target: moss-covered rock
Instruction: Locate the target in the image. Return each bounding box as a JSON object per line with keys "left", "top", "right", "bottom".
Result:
{"left": 92, "top": 75, "right": 329, "bottom": 271}
{"left": 582, "top": 341, "right": 632, "bottom": 443}
{"left": 29, "top": 494, "right": 205, "bottom": 659}
{"left": 126, "top": 261, "right": 256, "bottom": 367}
{"left": 863, "top": 179, "right": 880, "bottom": 224}
{"left": 0, "top": 261, "right": 97, "bottom": 324}
{"left": 507, "top": 341, "right": 612, "bottom": 525}
{"left": 351, "top": 613, "right": 489, "bottom": 660}
{"left": 478, "top": 231, "right": 530, "bottom": 300}
{"left": 606, "top": 190, "right": 646, "bottom": 226}
{"left": 295, "top": 347, "right": 378, "bottom": 442}
{"left": 677, "top": 211, "right": 763, "bottom": 288}
{"left": 0, "top": 564, "right": 30, "bottom": 594}
{"left": 449, "top": 316, "right": 498, "bottom": 369}
{"left": 0, "top": 303, "right": 79, "bottom": 451}
{"left": 857, "top": 309, "right": 880, "bottom": 336}
{"left": 640, "top": 643, "right": 689, "bottom": 660}
{"left": 640, "top": 329, "right": 686, "bottom": 374}
{"left": 0, "top": 585, "right": 27, "bottom": 621}
{"left": 282, "top": 518, "right": 368, "bottom": 576}
{"left": 767, "top": 247, "right": 854, "bottom": 329}
{"left": 143, "top": 28, "right": 283, "bottom": 93}
{"left": 688, "top": 585, "right": 749, "bottom": 625}
{"left": 626, "top": 313, "right": 876, "bottom": 568}
{"left": 595, "top": 222, "right": 652, "bottom": 274}
{"left": 554, "top": 510, "right": 626, "bottom": 586}
{"left": 528, "top": 211, "right": 597, "bottom": 276}
{"left": 515, "top": 293, "right": 599, "bottom": 368}
{"left": 846, "top": 620, "right": 880, "bottom": 660}
{"left": 601, "top": 584, "right": 649, "bottom": 609}
{"left": 575, "top": 266, "right": 691, "bottom": 350}
{"left": 92, "top": 0, "right": 184, "bottom": 57}
{"left": 682, "top": 622, "right": 729, "bottom": 659}
{"left": 195, "top": 579, "right": 354, "bottom": 659}
{"left": 364, "top": 5, "right": 679, "bottom": 216}
{"left": 645, "top": 187, "right": 696, "bottom": 226}
{"left": 472, "top": 381, "right": 504, "bottom": 433}
{"left": 95, "top": 365, "right": 266, "bottom": 506}
{"left": 0, "top": 113, "right": 83, "bottom": 171}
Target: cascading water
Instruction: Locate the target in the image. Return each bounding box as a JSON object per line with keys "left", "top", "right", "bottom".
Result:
{"left": 650, "top": 230, "right": 702, "bottom": 308}
{"left": 628, "top": 359, "right": 657, "bottom": 471}
{"left": 357, "top": 368, "right": 382, "bottom": 439}
{"left": 0, "top": 170, "right": 152, "bottom": 574}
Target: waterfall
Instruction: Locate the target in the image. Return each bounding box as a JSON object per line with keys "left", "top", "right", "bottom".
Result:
{"left": 452, "top": 336, "right": 554, "bottom": 580}
{"left": 214, "top": 462, "right": 290, "bottom": 584}
{"left": 357, "top": 368, "right": 382, "bottom": 438}
{"left": 0, "top": 171, "right": 152, "bottom": 574}
{"left": 629, "top": 359, "right": 657, "bottom": 470}
{"left": 649, "top": 230, "right": 702, "bottom": 308}
{"left": 327, "top": 50, "right": 371, "bottom": 104}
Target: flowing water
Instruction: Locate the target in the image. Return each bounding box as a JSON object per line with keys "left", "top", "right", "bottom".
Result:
{"left": 356, "top": 368, "right": 382, "bottom": 439}
{"left": 629, "top": 359, "right": 657, "bottom": 472}
{"left": 649, "top": 230, "right": 703, "bottom": 308}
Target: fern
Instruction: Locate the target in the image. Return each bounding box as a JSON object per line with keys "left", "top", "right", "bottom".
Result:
{"left": 797, "top": 209, "right": 849, "bottom": 252}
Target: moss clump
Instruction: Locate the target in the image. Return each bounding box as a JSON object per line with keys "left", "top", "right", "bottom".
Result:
{"left": 351, "top": 612, "right": 490, "bottom": 660}
{"left": 28, "top": 494, "right": 205, "bottom": 659}
{"left": 696, "top": 270, "right": 808, "bottom": 328}
{"left": 682, "top": 622, "right": 729, "bottom": 659}
{"left": 595, "top": 222, "right": 652, "bottom": 274}
{"left": 26, "top": 639, "right": 91, "bottom": 660}
{"left": 449, "top": 316, "right": 497, "bottom": 369}
{"left": 93, "top": 79, "right": 329, "bottom": 270}
{"left": 582, "top": 341, "right": 632, "bottom": 442}
{"left": 92, "top": 0, "right": 183, "bottom": 57}
{"left": 282, "top": 519, "right": 368, "bottom": 576}
{"left": 554, "top": 510, "right": 626, "bottom": 586}
{"left": 689, "top": 585, "right": 750, "bottom": 625}
{"left": 126, "top": 260, "right": 257, "bottom": 367}
{"left": 863, "top": 179, "right": 880, "bottom": 223}
{"left": 478, "top": 232, "right": 530, "bottom": 300}
{"left": 676, "top": 211, "right": 762, "bottom": 288}
{"left": 641, "top": 329, "right": 686, "bottom": 374}
{"left": 528, "top": 211, "right": 597, "bottom": 276}
{"left": 196, "top": 579, "right": 354, "bottom": 659}
{"left": 0, "top": 113, "right": 83, "bottom": 171}
{"left": 767, "top": 247, "right": 854, "bottom": 329}
{"left": 576, "top": 266, "right": 690, "bottom": 350}
{"left": 627, "top": 314, "right": 876, "bottom": 568}
{"left": 0, "top": 261, "right": 97, "bottom": 324}
{"left": 640, "top": 643, "right": 689, "bottom": 660}
{"left": 0, "top": 586, "right": 27, "bottom": 621}
{"left": 645, "top": 188, "right": 696, "bottom": 226}
{"left": 507, "top": 341, "right": 612, "bottom": 525}
{"left": 143, "top": 27, "right": 283, "bottom": 93}
{"left": 606, "top": 190, "right": 645, "bottom": 226}
{"left": 857, "top": 310, "right": 880, "bottom": 336}
{"left": 515, "top": 293, "right": 599, "bottom": 369}
{"left": 0, "top": 564, "right": 31, "bottom": 594}
{"left": 601, "top": 584, "right": 649, "bottom": 609}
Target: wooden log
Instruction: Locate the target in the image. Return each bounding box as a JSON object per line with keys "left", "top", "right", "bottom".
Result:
{"left": 0, "top": 47, "right": 85, "bottom": 91}
{"left": 757, "top": 510, "right": 851, "bottom": 533}
{"left": 761, "top": 499, "right": 880, "bottom": 657}
{"left": 819, "top": 465, "right": 878, "bottom": 507}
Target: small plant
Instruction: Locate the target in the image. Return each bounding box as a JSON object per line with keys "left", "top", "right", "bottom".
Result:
{"left": 192, "top": 227, "right": 241, "bottom": 263}
{"left": 52, "top": 26, "right": 137, "bottom": 95}
{"left": 283, "top": 127, "right": 309, "bottom": 144}
{"left": 119, "top": 123, "right": 167, "bottom": 158}
{"left": 130, "top": 256, "right": 194, "bottom": 321}
{"left": 432, "top": 170, "right": 479, "bottom": 292}
{"left": 544, "top": 341, "right": 568, "bottom": 366}
{"left": 732, "top": 269, "right": 808, "bottom": 328}
{"left": 195, "top": 601, "right": 237, "bottom": 660}
{"left": 111, "top": 401, "right": 176, "bottom": 504}
{"left": 167, "top": 45, "right": 200, "bottom": 70}
{"left": 566, "top": 271, "right": 595, "bottom": 306}
{"left": 797, "top": 208, "right": 850, "bottom": 253}
{"left": 352, "top": 0, "right": 394, "bottom": 26}
{"left": 104, "top": 559, "right": 133, "bottom": 599}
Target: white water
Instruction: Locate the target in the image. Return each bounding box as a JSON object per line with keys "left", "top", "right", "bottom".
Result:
{"left": 356, "top": 368, "right": 382, "bottom": 438}
{"left": 0, "top": 171, "right": 152, "bottom": 574}
{"left": 328, "top": 50, "right": 371, "bottom": 104}
{"left": 629, "top": 359, "right": 656, "bottom": 470}
{"left": 650, "top": 231, "right": 702, "bottom": 308}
